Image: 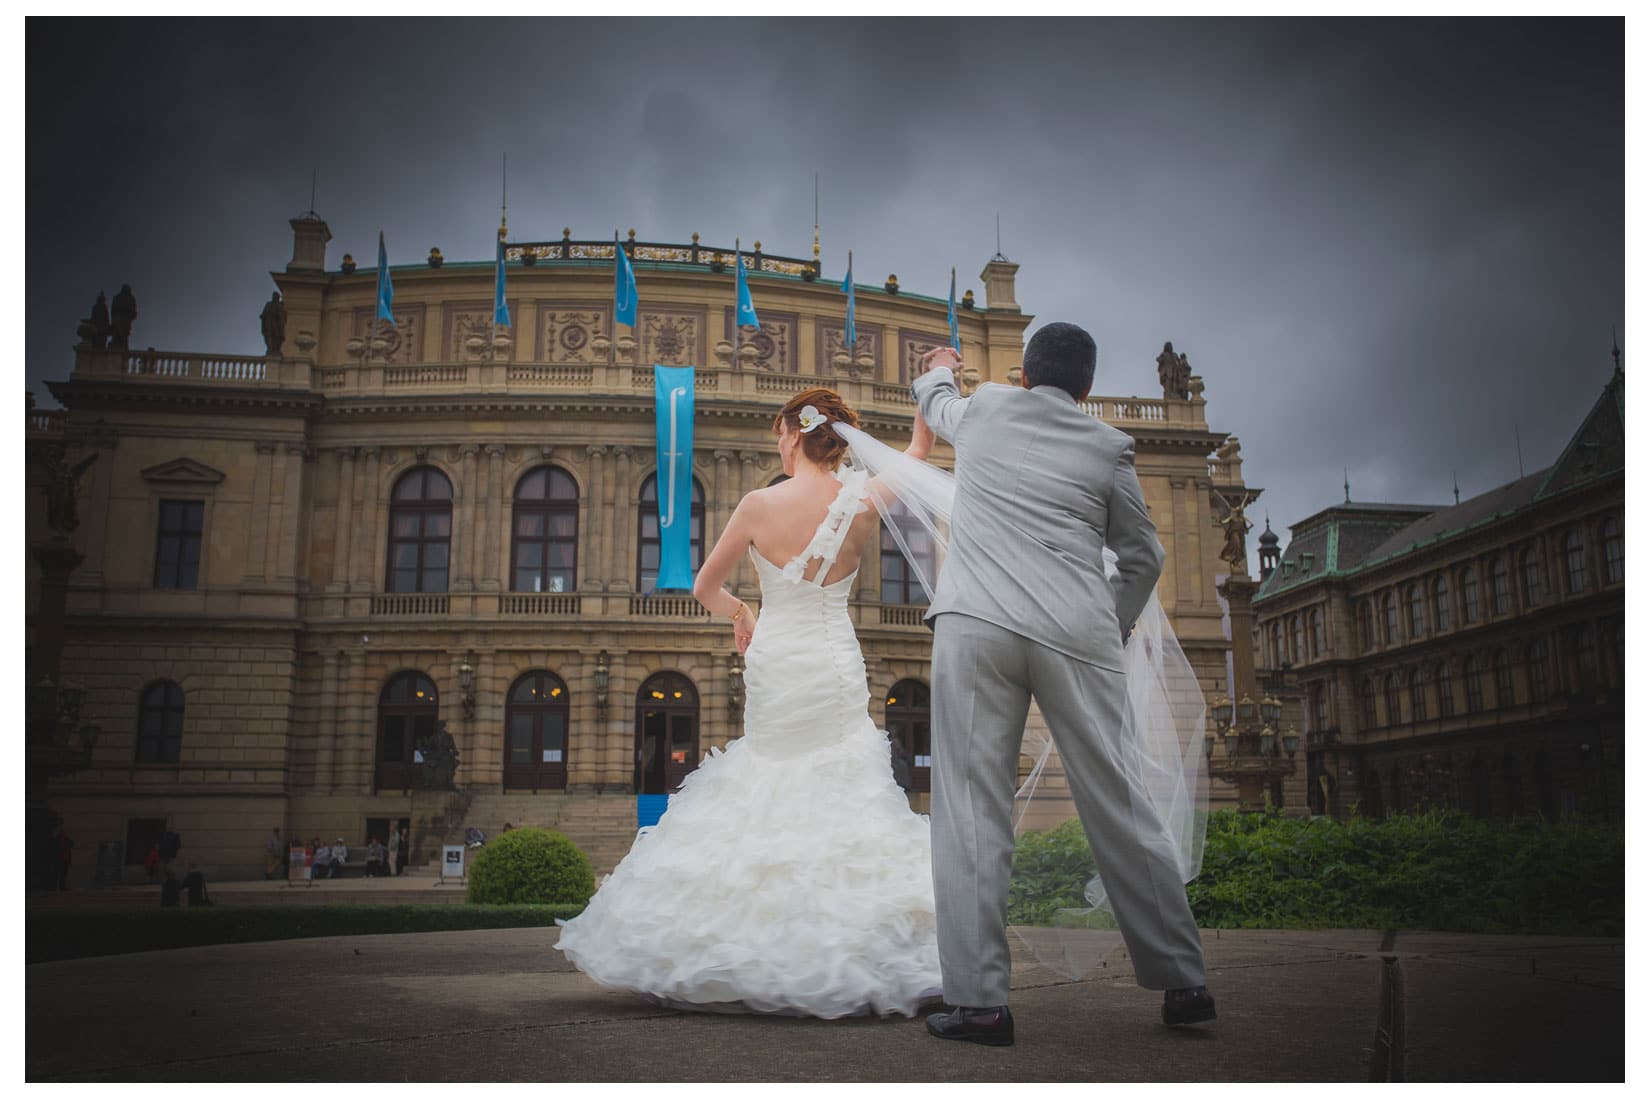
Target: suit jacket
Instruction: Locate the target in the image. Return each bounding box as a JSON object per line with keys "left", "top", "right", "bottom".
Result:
{"left": 912, "top": 367, "right": 1165, "bottom": 674}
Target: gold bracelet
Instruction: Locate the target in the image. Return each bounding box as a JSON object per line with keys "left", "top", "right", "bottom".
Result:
{"left": 730, "top": 604, "right": 746, "bottom": 624}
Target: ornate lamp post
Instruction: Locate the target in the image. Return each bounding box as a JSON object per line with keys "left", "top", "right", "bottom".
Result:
{"left": 594, "top": 650, "right": 610, "bottom": 719}
{"left": 1207, "top": 487, "right": 1298, "bottom": 811}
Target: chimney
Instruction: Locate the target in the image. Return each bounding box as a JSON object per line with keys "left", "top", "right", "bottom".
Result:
{"left": 288, "top": 215, "right": 332, "bottom": 274}
{"left": 980, "top": 256, "right": 1020, "bottom": 312}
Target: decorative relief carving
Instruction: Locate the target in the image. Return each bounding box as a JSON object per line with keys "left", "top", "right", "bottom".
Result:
{"left": 898, "top": 329, "right": 953, "bottom": 386}
{"left": 640, "top": 308, "right": 705, "bottom": 367}
{"left": 723, "top": 309, "right": 797, "bottom": 373}
{"left": 814, "top": 319, "right": 882, "bottom": 378}
{"left": 353, "top": 307, "right": 425, "bottom": 364}
{"left": 537, "top": 304, "right": 609, "bottom": 365}
{"left": 443, "top": 302, "right": 518, "bottom": 361}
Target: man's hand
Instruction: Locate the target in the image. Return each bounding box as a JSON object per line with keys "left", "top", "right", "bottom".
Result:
{"left": 916, "top": 346, "right": 962, "bottom": 377}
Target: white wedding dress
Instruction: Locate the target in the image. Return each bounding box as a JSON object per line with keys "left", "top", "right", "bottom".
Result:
{"left": 555, "top": 468, "right": 943, "bottom": 1018}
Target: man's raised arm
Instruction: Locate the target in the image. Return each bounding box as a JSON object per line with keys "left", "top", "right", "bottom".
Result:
{"left": 911, "top": 347, "right": 969, "bottom": 443}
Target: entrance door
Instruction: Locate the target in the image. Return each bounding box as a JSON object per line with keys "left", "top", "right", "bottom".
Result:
{"left": 634, "top": 672, "right": 699, "bottom": 794}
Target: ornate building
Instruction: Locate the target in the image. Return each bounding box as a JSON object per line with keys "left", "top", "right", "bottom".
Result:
{"left": 1252, "top": 365, "right": 1625, "bottom": 820}
{"left": 26, "top": 215, "right": 1258, "bottom": 882}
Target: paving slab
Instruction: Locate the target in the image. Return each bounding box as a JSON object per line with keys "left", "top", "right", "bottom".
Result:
{"left": 25, "top": 926, "right": 1622, "bottom": 1082}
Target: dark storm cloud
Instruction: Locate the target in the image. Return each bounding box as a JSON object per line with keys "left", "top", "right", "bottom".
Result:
{"left": 26, "top": 17, "right": 1623, "bottom": 564}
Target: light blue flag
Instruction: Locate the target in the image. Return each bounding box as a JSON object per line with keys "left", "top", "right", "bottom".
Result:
{"left": 840, "top": 252, "right": 856, "bottom": 350}
{"left": 614, "top": 233, "right": 638, "bottom": 328}
{"left": 493, "top": 239, "right": 511, "bottom": 327}
{"left": 652, "top": 365, "right": 697, "bottom": 592}
{"left": 375, "top": 231, "right": 396, "bottom": 326}
{"left": 734, "top": 245, "right": 760, "bottom": 330}
{"left": 947, "top": 266, "right": 960, "bottom": 352}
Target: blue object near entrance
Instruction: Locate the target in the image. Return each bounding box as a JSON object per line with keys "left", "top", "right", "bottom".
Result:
{"left": 637, "top": 794, "right": 670, "bottom": 829}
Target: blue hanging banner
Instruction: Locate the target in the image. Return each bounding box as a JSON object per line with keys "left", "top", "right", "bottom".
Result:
{"left": 652, "top": 365, "right": 696, "bottom": 591}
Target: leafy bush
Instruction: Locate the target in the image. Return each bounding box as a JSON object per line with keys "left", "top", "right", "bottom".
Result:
{"left": 1008, "top": 809, "right": 1623, "bottom": 936}
{"left": 465, "top": 827, "right": 595, "bottom": 906}
{"left": 27, "top": 903, "right": 587, "bottom": 963}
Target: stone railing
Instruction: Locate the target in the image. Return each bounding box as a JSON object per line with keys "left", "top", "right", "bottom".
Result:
{"left": 880, "top": 604, "right": 928, "bottom": 626}
{"left": 28, "top": 410, "right": 67, "bottom": 434}
{"left": 372, "top": 593, "right": 450, "bottom": 616}
{"left": 65, "top": 347, "right": 1209, "bottom": 430}
{"left": 629, "top": 594, "right": 709, "bottom": 617}
{"left": 504, "top": 233, "right": 821, "bottom": 281}
{"left": 499, "top": 593, "right": 582, "bottom": 616}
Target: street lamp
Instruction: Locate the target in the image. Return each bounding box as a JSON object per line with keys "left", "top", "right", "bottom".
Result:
{"left": 1282, "top": 725, "right": 1302, "bottom": 757}
{"left": 1261, "top": 694, "right": 1283, "bottom": 726}
{"left": 594, "top": 650, "right": 610, "bottom": 718}
{"left": 728, "top": 653, "right": 745, "bottom": 717}
{"left": 1211, "top": 695, "right": 1233, "bottom": 729}
{"left": 459, "top": 652, "right": 476, "bottom": 719}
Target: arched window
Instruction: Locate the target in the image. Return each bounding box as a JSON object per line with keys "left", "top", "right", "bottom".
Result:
{"left": 1384, "top": 673, "right": 1403, "bottom": 726}
{"left": 637, "top": 473, "right": 705, "bottom": 591}
{"left": 1358, "top": 602, "right": 1374, "bottom": 652}
{"left": 1493, "top": 649, "right": 1515, "bottom": 706}
{"left": 1521, "top": 547, "right": 1545, "bottom": 606}
{"left": 376, "top": 671, "right": 438, "bottom": 792}
{"left": 1490, "top": 557, "right": 1512, "bottom": 615}
{"left": 1563, "top": 530, "right": 1588, "bottom": 594}
{"left": 1360, "top": 679, "right": 1378, "bottom": 729}
{"left": 1407, "top": 585, "right": 1425, "bottom": 638}
{"left": 1602, "top": 517, "right": 1623, "bottom": 585}
{"left": 136, "top": 680, "right": 185, "bottom": 763}
{"left": 1382, "top": 594, "right": 1399, "bottom": 644}
{"left": 635, "top": 672, "right": 700, "bottom": 794}
{"left": 1460, "top": 567, "right": 1479, "bottom": 624}
{"left": 1389, "top": 766, "right": 1405, "bottom": 814}
{"left": 1410, "top": 668, "right": 1428, "bottom": 722}
{"left": 1527, "top": 640, "right": 1551, "bottom": 702}
{"left": 1289, "top": 616, "right": 1305, "bottom": 664}
{"left": 1432, "top": 577, "right": 1451, "bottom": 632}
{"left": 881, "top": 519, "right": 933, "bottom": 606}
{"left": 1312, "top": 684, "right": 1328, "bottom": 732}
{"left": 1436, "top": 661, "right": 1455, "bottom": 718}
{"left": 387, "top": 467, "right": 453, "bottom": 593}
{"left": 504, "top": 670, "right": 570, "bottom": 791}
{"left": 1573, "top": 625, "right": 1599, "bottom": 689}
{"left": 1309, "top": 609, "right": 1325, "bottom": 659}
{"left": 1271, "top": 624, "right": 1284, "bottom": 668}
{"left": 1502, "top": 754, "right": 1525, "bottom": 817}
{"left": 1462, "top": 656, "right": 1483, "bottom": 712}
{"left": 1534, "top": 748, "right": 1559, "bottom": 819}
{"left": 511, "top": 466, "right": 578, "bottom": 593}
{"left": 884, "top": 679, "right": 932, "bottom": 792}
{"left": 1470, "top": 757, "right": 1492, "bottom": 819}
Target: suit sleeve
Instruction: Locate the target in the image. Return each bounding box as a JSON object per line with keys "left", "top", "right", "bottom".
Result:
{"left": 911, "top": 366, "right": 969, "bottom": 444}
{"left": 1105, "top": 440, "right": 1165, "bottom": 639}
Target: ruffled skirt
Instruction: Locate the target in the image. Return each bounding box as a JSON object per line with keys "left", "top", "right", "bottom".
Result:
{"left": 555, "top": 715, "right": 941, "bottom": 1019}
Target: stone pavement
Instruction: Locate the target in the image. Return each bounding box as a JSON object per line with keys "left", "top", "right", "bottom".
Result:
{"left": 26, "top": 927, "right": 1622, "bottom": 1082}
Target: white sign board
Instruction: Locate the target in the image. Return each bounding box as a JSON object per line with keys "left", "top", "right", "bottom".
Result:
{"left": 440, "top": 844, "right": 466, "bottom": 882}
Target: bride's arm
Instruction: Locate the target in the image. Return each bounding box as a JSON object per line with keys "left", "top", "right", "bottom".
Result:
{"left": 905, "top": 407, "right": 935, "bottom": 461}
{"left": 693, "top": 495, "right": 759, "bottom": 651}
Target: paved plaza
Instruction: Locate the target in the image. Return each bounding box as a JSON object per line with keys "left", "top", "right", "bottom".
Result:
{"left": 26, "top": 924, "right": 1622, "bottom": 1082}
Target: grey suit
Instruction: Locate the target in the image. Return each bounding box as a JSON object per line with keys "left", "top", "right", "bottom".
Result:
{"left": 914, "top": 367, "right": 1206, "bottom": 1006}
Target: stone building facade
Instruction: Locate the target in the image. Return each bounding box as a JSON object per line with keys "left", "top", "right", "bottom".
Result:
{"left": 28, "top": 215, "right": 1258, "bottom": 882}
{"left": 1251, "top": 366, "right": 1625, "bottom": 820}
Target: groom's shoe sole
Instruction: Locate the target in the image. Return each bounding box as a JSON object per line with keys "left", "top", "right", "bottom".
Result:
{"left": 925, "top": 1013, "right": 1015, "bottom": 1046}
{"left": 1162, "top": 1002, "right": 1217, "bottom": 1027}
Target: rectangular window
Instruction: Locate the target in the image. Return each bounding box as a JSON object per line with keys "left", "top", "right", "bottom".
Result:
{"left": 153, "top": 500, "right": 204, "bottom": 589}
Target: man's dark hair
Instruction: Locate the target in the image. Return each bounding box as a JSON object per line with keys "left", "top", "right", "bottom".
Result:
{"left": 1022, "top": 322, "right": 1096, "bottom": 400}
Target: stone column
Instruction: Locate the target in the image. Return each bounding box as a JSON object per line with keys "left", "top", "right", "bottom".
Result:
{"left": 330, "top": 448, "right": 356, "bottom": 591}
{"left": 583, "top": 445, "right": 607, "bottom": 592}
{"left": 455, "top": 444, "right": 481, "bottom": 591}
{"left": 276, "top": 444, "right": 307, "bottom": 583}
{"left": 264, "top": 443, "right": 289, "bottom": 583}
{"left": 481, "top": 445, "right": 506, "bottom": 589}
{"left": 352, "top": 446, "right": 381, "bottom": 591}
{"left": 245, "top": 442, "right": 277, "bottom": 583}
{"left": 608, "top": 446, "right": 634, "bottom": 591}
{"left": 736, "top": 452, "right": 760, "bottom": 596}
{"left": 320, "top": 648, "right": 341, "bottom": 791}
{"left": 712, "top": 449, "right": 734, "bottom": 540}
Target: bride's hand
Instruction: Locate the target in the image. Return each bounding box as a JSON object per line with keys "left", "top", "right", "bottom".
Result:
{"left": 733, "top": 602, "right": 757, "bottom": 654}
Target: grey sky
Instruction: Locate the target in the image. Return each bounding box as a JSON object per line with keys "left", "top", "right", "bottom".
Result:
{"left": 27, "top": 18, "right": 1624, "bottom": 566}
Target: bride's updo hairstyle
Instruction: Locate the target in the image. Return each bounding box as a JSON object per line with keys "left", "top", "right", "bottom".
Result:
{"left": 772, "top": 388, "right": 860, "bottom": 470}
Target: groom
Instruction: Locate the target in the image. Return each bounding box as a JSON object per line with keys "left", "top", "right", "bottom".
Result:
{"left": 912, "top": 325, "right": 1214, "bottom": 1046}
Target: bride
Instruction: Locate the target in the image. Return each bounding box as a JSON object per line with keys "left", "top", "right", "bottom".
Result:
{"left": 555, "top": 387, "right": 945, "bottom": 1019}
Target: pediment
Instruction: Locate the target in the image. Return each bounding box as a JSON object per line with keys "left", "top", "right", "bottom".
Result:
{"left": 142, "top": 458, "right": 227, "bottom": 486}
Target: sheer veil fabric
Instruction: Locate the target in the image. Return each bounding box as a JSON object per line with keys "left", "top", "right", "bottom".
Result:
{"left": 836, "top": 421, "right": 1210, "bottom": 980}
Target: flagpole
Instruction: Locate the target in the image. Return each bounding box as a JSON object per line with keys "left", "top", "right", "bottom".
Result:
{"left": 734, "top": 236, "right": 741, "bottom": 360}
{"left": 609, "top": 231, "right": 620, "bottom": 372}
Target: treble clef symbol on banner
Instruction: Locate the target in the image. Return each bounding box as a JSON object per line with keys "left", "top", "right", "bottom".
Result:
{"left": 661, "top": 385, "right": 688, "bottom": 528}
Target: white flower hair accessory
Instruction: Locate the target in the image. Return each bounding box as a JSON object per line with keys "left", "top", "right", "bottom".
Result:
{"left": 796, "top": 404, "right": 828, "bottom": 433}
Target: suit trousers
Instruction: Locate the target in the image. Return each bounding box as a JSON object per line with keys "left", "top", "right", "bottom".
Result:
{"left": 929, "top": 613, "right": 1207, "bottom": 1006}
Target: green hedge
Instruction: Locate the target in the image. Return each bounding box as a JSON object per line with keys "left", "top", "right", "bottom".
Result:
{"left": 27, "top": 903, "right": 586, "bottom": 964}
{"left": 465, "top": 827, "right": 595, "bottom": 906}
{"left": 1008, "top": 809, "right": 1623, "bottom": 936}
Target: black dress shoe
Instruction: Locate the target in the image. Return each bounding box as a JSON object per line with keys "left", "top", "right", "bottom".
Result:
{"left": 1162, "top": 986, "right": 1216, "bottom": 1027}
{"left": 925, "top": 1004, "right": 1015, "bottom": 1046}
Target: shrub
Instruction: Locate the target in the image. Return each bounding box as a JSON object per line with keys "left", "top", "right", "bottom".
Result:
{"left": 465, "top": 827, "right": 595, "bottom": 906}
{"left": 1007, "top": 809, "right": 1623, "bottom": 936}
